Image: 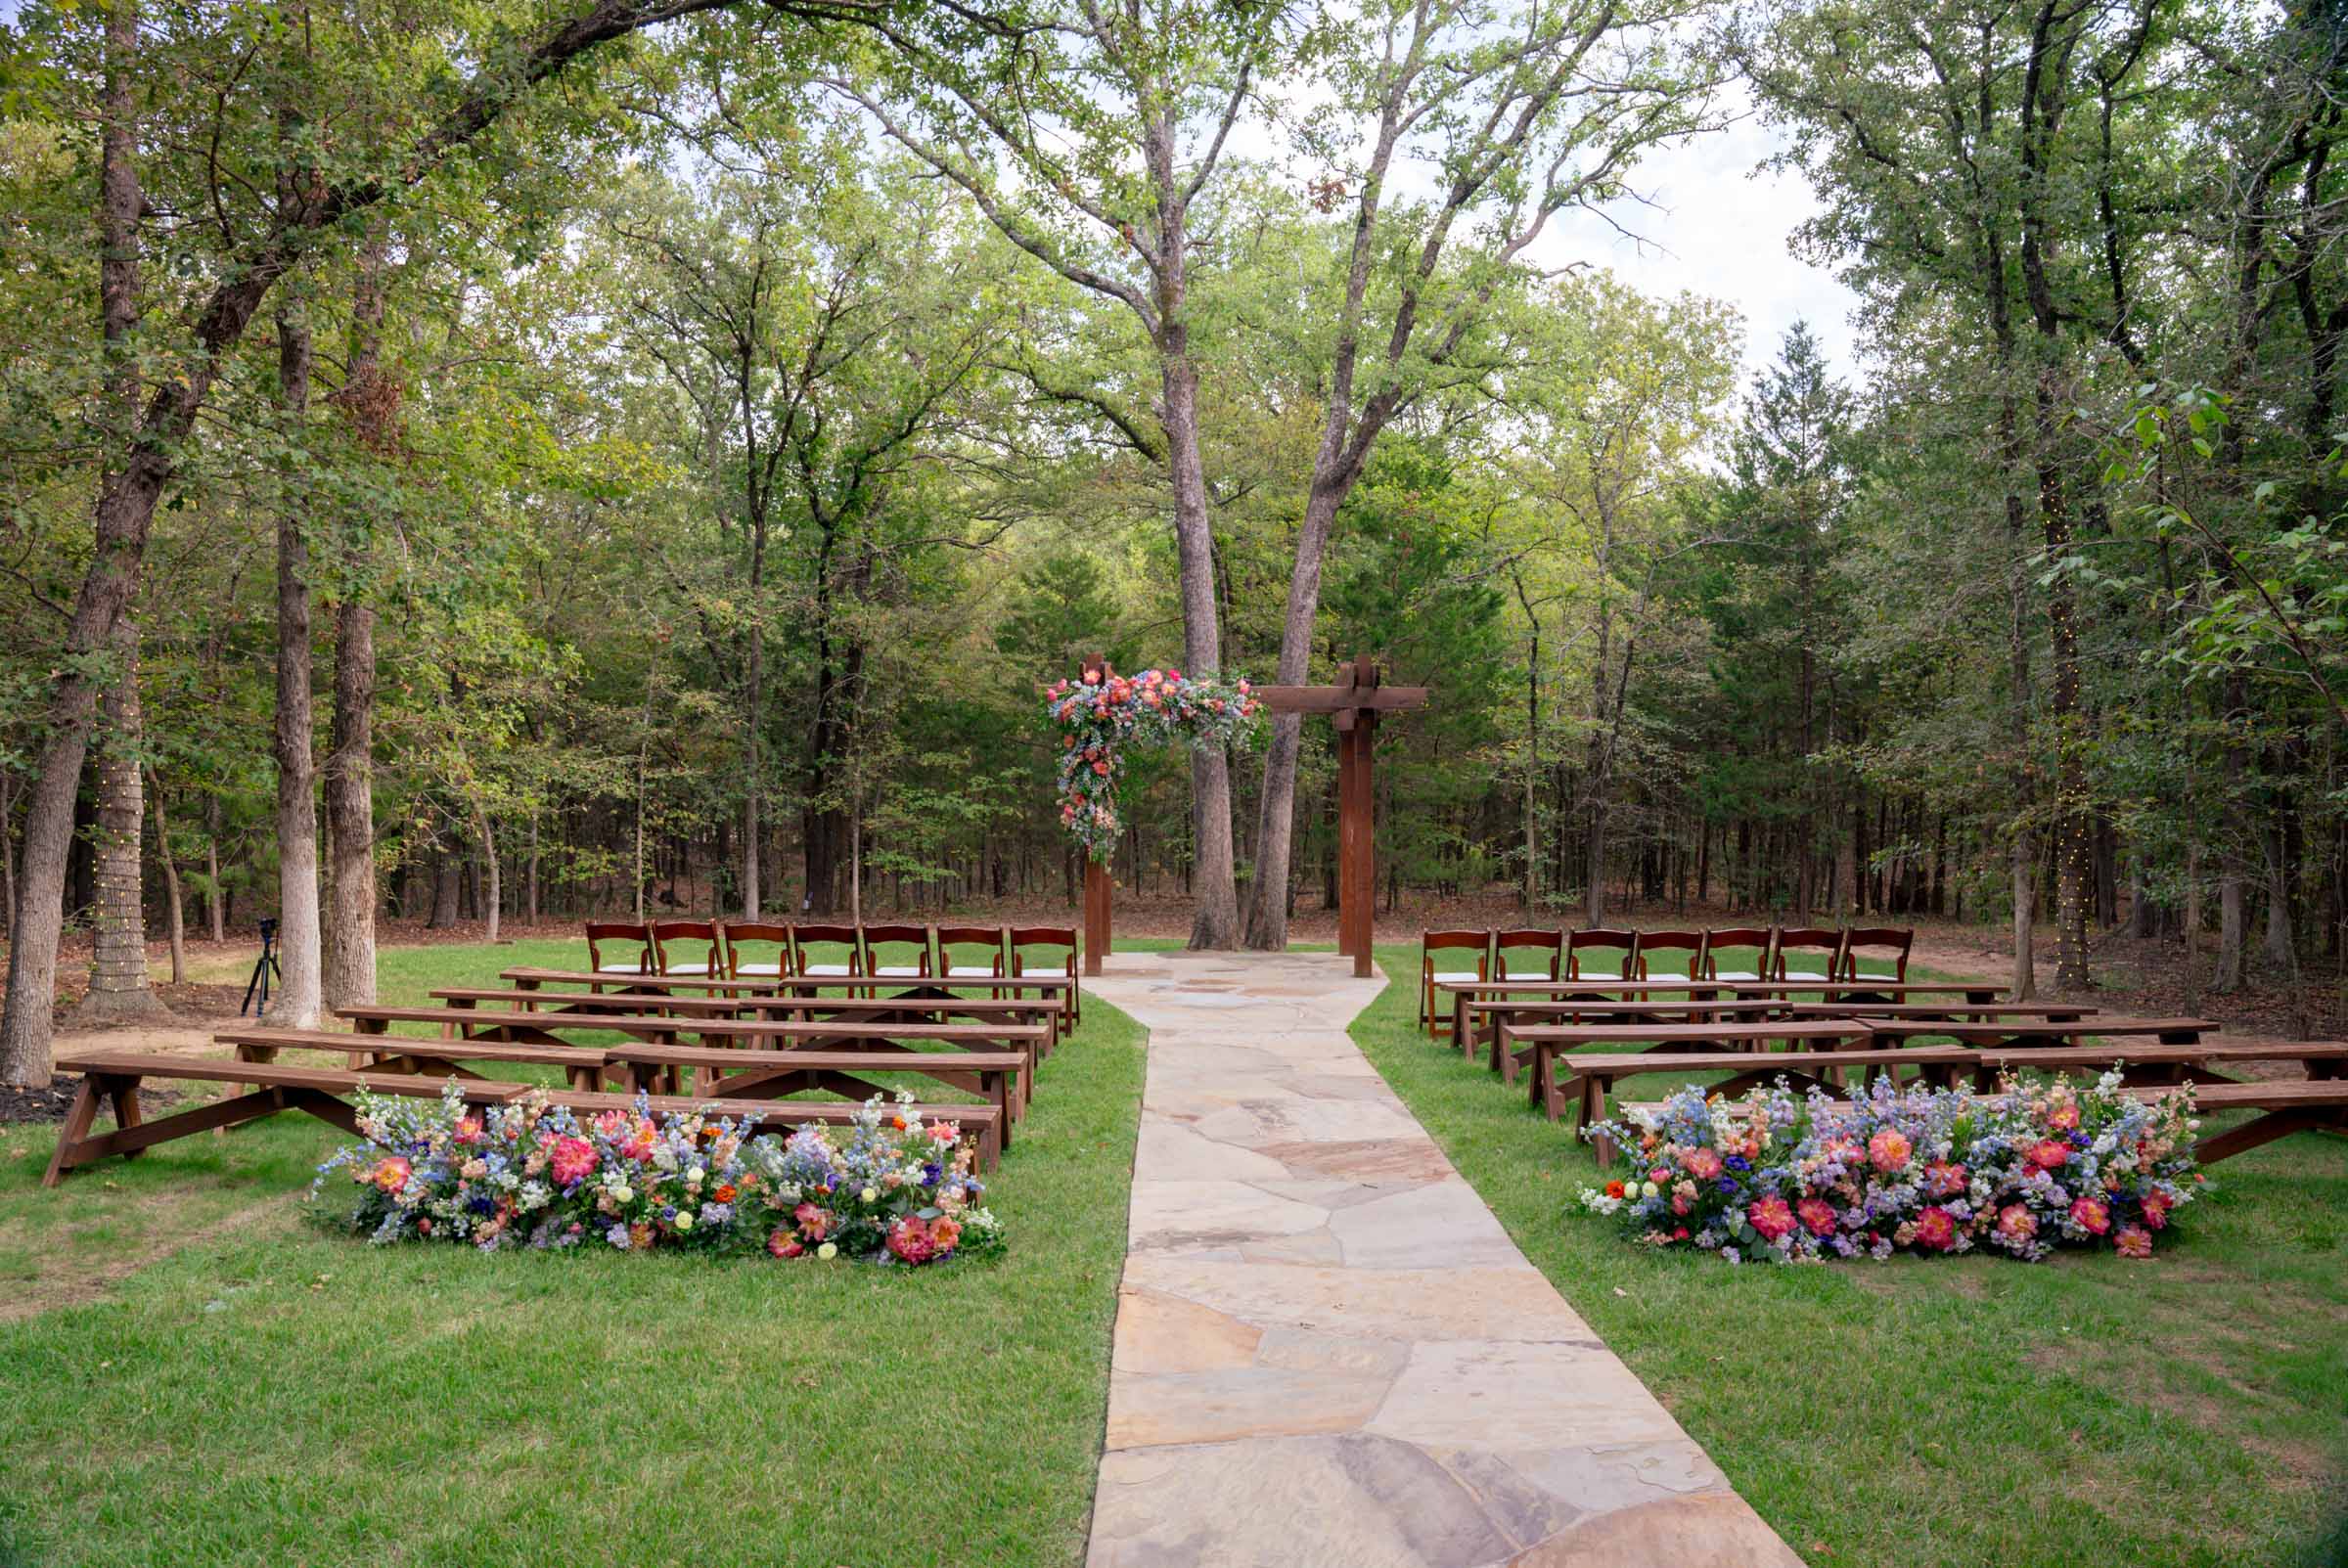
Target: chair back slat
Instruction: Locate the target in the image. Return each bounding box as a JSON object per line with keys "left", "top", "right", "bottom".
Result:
{"left": 860, "top": 923, "right": 935, "bottom": 978}
{"left": 789, "top": 923, "right": 862, "bottom": 978}
{"left": 722, "top": 921, "right": 791, "bottom": 979}
{"left": 1771, "top": 926, "right": 1847, "bottom": 982}
{"left": 1700, "top": 927, "right": 1773, "bottom": 980}
{"left": 649, "top": 920, "right": 721, "bottom": 977}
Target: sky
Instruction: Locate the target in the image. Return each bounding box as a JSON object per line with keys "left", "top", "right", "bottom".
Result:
{"left": 1543, "top": 104, "right": 1864, "bottom": 385}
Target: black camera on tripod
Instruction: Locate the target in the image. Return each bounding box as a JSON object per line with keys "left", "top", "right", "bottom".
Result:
{"left": 241, "top": 917, "right": 282, "bottom": 1017}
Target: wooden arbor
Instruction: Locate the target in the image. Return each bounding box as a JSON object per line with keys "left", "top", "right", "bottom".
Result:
{"left": 1259, "top": 655, "right": 1429, "bottom": 976}
{"left": 1076, "top": 653, "right": 1426, "bottom": 977}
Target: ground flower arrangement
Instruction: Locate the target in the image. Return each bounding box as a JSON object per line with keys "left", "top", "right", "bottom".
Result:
{"left": 1578, "top": 1072, "right": 2202, "bottom": 1264}
{"left": 310, "top": 1085, "right": 1003, "bottom": 1266}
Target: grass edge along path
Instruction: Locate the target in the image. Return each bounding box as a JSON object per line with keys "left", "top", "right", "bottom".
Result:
{"left": 1348, "top": 940, "right": 2348, "bottom": 1568}
{"left": 0, "top": 937, "right": 1148, "bottom": 1568}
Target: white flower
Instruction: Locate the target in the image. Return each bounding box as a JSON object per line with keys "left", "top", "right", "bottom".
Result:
{"left": 687, "top": 1167, "right": 704, "bottom": 1187}
{"left": 674, "top": 1212, "right": 695, "bottom": 1232}
{"left": 610, "top": 1184, "right": 634, "bottom": 1204}
{"left": 816, "top": 1241, "right": 838, "bottom": 1260}
{"left": 1640, "top": 1181, "right": 1660, "bottom": 1198}
{"left": 860, "top": 1187, "right": 879, "bottom": 1204}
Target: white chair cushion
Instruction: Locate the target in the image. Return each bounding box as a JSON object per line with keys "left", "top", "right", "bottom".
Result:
{"left": 1573, "top": 969, "right": 1624, "bottom": 981}
{"left": 1710, "top": 969, "right": 1758, "bottom": 981}
{"left": 1503, "top": 967, "right": 1555, "bottom": 981}
{"left": 1019, "top": 965, "right": 1071, "bottom": 979}
{"left": 873, "top": 964, "right": 926, "bottom": 978}
{"left": 946, "top": 965, "right": 997, "bottom": 978}
{"left": 800, "top": 963, "right": 853, "bottom": 976}
{"left": 735, "top": 962, "right": 782, "bottom": 976}
{"left": 1642, "top": 970, "right": 1693, "bottom": 983}
{"left": 593, "top": 965, "right": 647, "bottom": 976}
{"left": 1428, "top": 969, "right": 1479, "bottom": 983}
{"left": 1782, "top": 969, "right": 1830, "bottom": 982}
{"left": 663, "top": 961, "right": 711, "bottom": 975}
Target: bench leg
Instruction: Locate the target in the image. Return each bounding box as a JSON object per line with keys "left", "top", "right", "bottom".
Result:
{"left": 42, "top": 1075, "right": 110, "bottom": 1187}
{"left": 2193, "top": 1107, "right": 2348, "bottom": 1165}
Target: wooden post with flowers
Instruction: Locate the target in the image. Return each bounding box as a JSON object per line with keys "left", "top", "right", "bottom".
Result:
{"left": 1046, "top": 655, "right": 1265, "bottom": 974}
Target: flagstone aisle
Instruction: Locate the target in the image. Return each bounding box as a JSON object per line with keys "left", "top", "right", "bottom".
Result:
{"left": 1082, "top": 950, "right": 1803, "bottom": 1568}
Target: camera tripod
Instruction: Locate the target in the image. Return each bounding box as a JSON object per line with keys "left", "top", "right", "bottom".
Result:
{"left": 241, "top": 917, "right": 281, "bottom": 1017}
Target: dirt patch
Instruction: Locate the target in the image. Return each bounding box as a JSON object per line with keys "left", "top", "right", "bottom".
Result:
{"left": 0, "top": 1191, "right": 289, "bottom": 1323}
{"left": 0, "top": 1074, "right": 190, "bottom": 1127}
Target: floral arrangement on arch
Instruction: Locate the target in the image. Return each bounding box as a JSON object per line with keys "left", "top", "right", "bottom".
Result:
{"left": 309, "top": 1084, "right": 1004, "bottom": 1266}
{"left": 1577, "top": 1072, "right": 2201, "bottom": 1265}
{"left": 1044, "top": 662, "right": 1263, "bottom": 860}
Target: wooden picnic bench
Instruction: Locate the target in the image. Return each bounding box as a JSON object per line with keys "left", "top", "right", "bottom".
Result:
{"left": 1859, "top": 1016, "right": 2215, "bottom": 1050}
{"left": 599, "top": 1044, "right": 1026, "bottom": 1143}
{"left": 1458, "top": 997, "right": 1790, "bottom": 1064}
{"left": 1493, "top": 1020, "right": 1872, "bottom": 1093}
{"left": 502, "top": 964, "right": 1074, "bottom": 1001}
{"left": 430, "top": 987, "right": 1069, "bottom": 1052}
{"left": 1779, "top": 1002, "right": 2100, "bottom": 1023}
{"left": 214, "top": 1025, "right": 608, "bottom": 1090}
{"left": 342, "top": 1005, "right": 1046, "bottom": 1065}
{"left": 43, "top": 1050, "right": 528, "bottom": 1187}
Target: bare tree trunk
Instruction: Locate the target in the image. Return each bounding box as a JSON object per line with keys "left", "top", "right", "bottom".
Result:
{"left": 2262, "top": 808, "right": 2293, "bottom": 967}
{"left": 2215, "top": 675, "right": 2248, "bottom": 991}
{"left": 71, "top": 618, "right": 165, "bottom": 1022}
{"left": 204, "top": 799, "right": 225, "bottom": 944}
{"left": 323, "top": 595, "right": 377, "bottom": 1006}
{"left": 527, "top": 814, "right": 541, "bottom": 923}
{"left": 1160, "top": 354, "right": 1239, "bottom": 949}
{"left": 474, "top": 804, "right": 501, "bottom": 944}
{"left": 272, "top": 293, "right": 323, "bottom": 1029}
{"left": 0, "top": 0, "right": 146, "bottom": 1084}
{"left": 429, "top": 837, "right": 462, "bottom": 929}
{"left": 147, "top": 765, "right": 186, "bottom": 985}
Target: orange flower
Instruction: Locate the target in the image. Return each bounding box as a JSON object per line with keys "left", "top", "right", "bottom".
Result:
{"left": 713, "top": 1184, "right": 737, "bottom": 1204}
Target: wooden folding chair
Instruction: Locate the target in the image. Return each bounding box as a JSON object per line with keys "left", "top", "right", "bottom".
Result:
{"left": 1565, "top": 927, "right": 1640, "bottom": 980}
{"left": 723, "top": 921, "right": 792, "bottom": 979}
{"left": 650, "top": 919, "right": 721, "bottom": 977}
{"left": 861, "top": 923, "right": 935, "bottom": 995}
{"left": 788, "top": 923, "right": 861, "bottom": 984}
{"left": 1837, "top": 927, "right": 1913, "bottom": 983}
{"left": 937, "top": 925, "right": 1009, "bottom": 989}
{"left": 1493, "top": 928, "right": 1563, "bottom": 981}
{"left": 585, "top": 920, "right": 652, "bottom": 977}
{"left": 1701, "top": 927, "right": 1773, "bottom": 982}
{"left": 1009, "top": 926, "right": 1081, "bottom": 1027}
{"left": 1772, "top": 927, "right": 1847, "bottom": 984}
{"left": 1635, "top": 929, "right": 1709, "bottom": 982}
{"left": 1420, "top": 930, "right": 1490, "bottom": 1039}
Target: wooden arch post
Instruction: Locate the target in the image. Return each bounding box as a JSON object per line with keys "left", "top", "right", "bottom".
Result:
{"left": 1081, "top": 655, "right": 1110, "bottom": 975}
{"left": 1260, "top": 654, "right": 1430, "bottom": 978}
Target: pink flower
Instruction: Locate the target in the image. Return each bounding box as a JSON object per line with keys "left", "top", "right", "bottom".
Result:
{"left": 1995, "top": 1204, "right": 2038, "bottom": 1242}
{"left": 547, "top": 1136, "right": 599, "bottom": 1187}
{"left": 1682, "top": 1147, "right": 1724, "bottom": 1181}
{"left": 792, "top": 1201, "right": 830, "bottom": 1242}
{"left": 1092, "top": 760, "right": 1110, "bottom": 776}
{"left": 1920, "top": 1160, "right": 1966, "bottom": 1198}
{"left": 1797, "top": 1197, "right": 1840, "bottom": 1237}
{"left": 928, "top": 1122, "right": 958, "bottom": 1143}
{"left": 1913, "top": 1206, "right": 1959, "bottom": 1251}
{"left": 593, "top": 1109, "right": 627, "bottom": 1139}
{"left": 2068, "top": 1195, "right": 2111, "bottom": 1235}
{"left": 2113, "top": 1226, "right": 2153, "bottom": 1258}
{"left": 2141, "top": 1191, "right": 2171, "bottom": 1231}
{"left": 767, "top": 1228, "right": 800, "bottom": 1259}
{"left": 2027, "top": 1140, "right": 2070, "bottom": 1171}
{"left": 886, "top": 1216, "right": 938, "bottom": 1265}
{"left": 1746, "top": 1195, "right": 1795, "bottom": 1242}
{"left": 452, "top": 1116, "right": 482, "bottom": 1146}
{"left": 1648, "top": 1167, "right": 1671, "bottom": 1186}
{"left": 928, "top": 1217, "right": 963, "bottom": 1253}
{"left": 1867, "top": 1129, "right": 1913, "bottom": 1173}
{"left": 371, "top": 1156, "right": 412, "bottom": 1193}
{"left": 1082, "top": 669, "right": 1100, "bottom": 686}
{"left": 2047, "top": 1102, "right": 2080, "bottom": 1132}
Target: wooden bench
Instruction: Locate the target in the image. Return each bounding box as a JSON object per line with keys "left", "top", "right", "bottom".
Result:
{"left": 344, "top": 1006, "right": 1045, "bottom": 1063}
{"left": 1461, "top": 998, "right": 1788, "bottom": 1066}
{"left": 545, "top": 1089, "right": 1003, "bottom": 1169}
{"left": 43, "top": 1051, "right": 529, "bottom": 1187}
{"left": 1860, "top": 1016, "right": 2215, "bottom": 1049}
{"left": 2164, "top": 1080, "right": 2348, "bottom": 1164}
{"left": 1495, "top": 1020, "right": 1872, "bottom": 1093}
{"left": 600, "top": 1045, "right": 1026, "bottom": 1144}
{"left": 431, "top": 987, "right": 1069, "bottom": 1052}
{"left": 1780, "top": 1002, "right": 2100, "bottom": 1023}
{"left": 502, "top": 965, "right": 1073, "bottom": 1002}
{"left": 213, "top": 1026, "right": 608, "bottom": 1090}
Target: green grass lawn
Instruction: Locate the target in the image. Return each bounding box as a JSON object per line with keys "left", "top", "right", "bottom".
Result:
{"left": 0, "top": 937, "right": 1146, "bottom": 1567}
{"left": 1355, "top": 940, "right": 2348, "bottom": 1568}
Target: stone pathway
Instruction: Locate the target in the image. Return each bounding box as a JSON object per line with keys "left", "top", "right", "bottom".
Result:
{"left": 1083, "top": 949, "right": 1802, "bottom": 1568}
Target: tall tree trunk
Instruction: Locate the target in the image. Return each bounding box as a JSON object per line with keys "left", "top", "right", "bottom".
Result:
{"left": 429, "top": 837, "right": 462, "bottom": 929}
{"left": 2215, "top": 675, "right": 2249, "bottom": 991}
{"left": 273, "top": 294, "right": 323, "bottom": 1029}
{"left": 72, "top": 618, "right": 165, "bottom": 1021}
{"left": 324, "top": 226, "right": 385, "bottom": 1008}
{"left": 147, "top": 766, "right": 186, "bottom": 985}
{"left": 204, "top": 798, "right": 225, "bottom": 943}
{"left": 0, "top": 0, "right": 144, "bottom": 1084}
{"left": 474, "top": 804, "right": 501, "bottom": 944}
{"left": 1159, "top": 354, "right": 1239, "bottom": 949}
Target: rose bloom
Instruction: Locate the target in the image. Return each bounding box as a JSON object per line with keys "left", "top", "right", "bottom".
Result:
{"left": 767, "top": 1229, "right": 801, "bottom": 1259}
{"left": 547, "top": 1136, "right": 600, "bottom": 1187}
{"left": 2027, "top": 1139, "right": 2071, "bottom": 1170}
{"left": 452, "top": 1117, "right": 483, "bottom": 1146}
{"left": 1867, "top": 1129, "right": 1913, "bottom": 1173}
{"left": 1682, "top": 1147, "right": 1724, "bottom": 1182}
{"left": 1912, "top": 1206, "right": 1959, "bottom": 1251}
{"left": 1921, "top": 1161, "right": 1967, "bottom": 1198}
{"left": 371, "top": 1156, "right": 412, "bottom": 1193}
{"left": 1746, "top": 1194, "right": 1796, "bottom": 1242}
{"left": 712, "top": 1184, "right": 737, "bottom": 1204}
{"left": 1995, "top": 1204, "right": 2039, "bottom": 1241}
{"left": 2068, "top": 1195, "right": 2111, "bottom": 1235}
{"left": 2140, "top": 1190, "right": 2171, "bottom": 1230}
{"left": 1796, "top": 1197, "right": 1840, "bottom": 1237}
{"left": 886, "top": 1216, "right": 938, "bottom": 1265}
{"left": 929, "top": 1122, "right": 959, "bottom": 1143}
{"left": 592, "top": 1109, "right": 627, "bottom": 1139}
{"left": 2113, "top": 1225, "right": 2154, "bottom": 1258}
{"left": 2047, "top": 1102, "right": 2081, "bottom": 1133}
{"left": 928, "top": 1216, "right": 963, "bottom": 1253}
{"left": 791, "top": 1200, "right": 830, "bottom": 1241}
